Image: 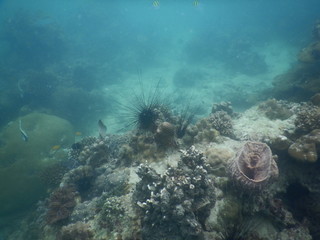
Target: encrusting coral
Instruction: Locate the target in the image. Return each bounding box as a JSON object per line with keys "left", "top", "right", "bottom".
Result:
{"left": 228, "top": 141, "right": 279, "bottom": 191}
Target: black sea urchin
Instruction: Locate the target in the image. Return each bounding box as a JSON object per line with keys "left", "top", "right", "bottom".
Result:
{"left": 123, "top": 81, "right": 170, "bottom": 132}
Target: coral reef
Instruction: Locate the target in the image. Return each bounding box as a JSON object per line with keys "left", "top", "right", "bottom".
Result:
{"left": 288, "top": 129, "right": 320, "bottom": 163}
{"left": 39, "top": 162, "right": 69, "bottom": 187}
{"left": 134, "top": 146, "right": 215, "bottom": 240}
{"left": 311, "top": 93, "right": 320, "bottom": 106}
{"left": 228, "top": 142, "right": 279, "bottom": 190}
{"left": 4, "top": 100, "right": 320, "bottom": 240}
{"left": 193, "top": 119, "right": 220, "bottom": 143}
{"left": 298, "top": 42, "right": 320, "bottom": 63}
{"left": 97, "top": 193, "right": 141, "bottom": 239}
{"left": 258, "top": 98, "right": 293, "bottom": 120}
{"left": 60, "top": 165, "right": 94, "bottom": 197}
{"left": 123, "top": 82, "right": 171, "bottom": 133}
{"left": 208, "top": 110, "right": 234, "bottom": 137}
{"left": 233, "top": 105, "right": 295, "bottom": 143}
{"left": 211, "top": 101, "right": 234, "bottom": 116}
{"left": 294, "top": 105, "right": 320, "bottom": 134}
{"left": 272, "top": 21, "right": 320, "bottom": 101}
{"left": 77, "top": 138, "right": 109, "bottom": 167}
{"left": 0, "top": 113, "right": 74, "bottom": 220}
{"left": 154, "top": 121, "right": 176, "bottom": 148}
{"left": 59, "top": 222, "right": 94, "bottom": 240}
{"left": 183, "top": 107, "right": 234, "bottom": 145}
{"left": 119, "top": 131, "right": 166, "bottom": 163}
{"left": 46, "top": 185, "right": 79, "bottom": 225}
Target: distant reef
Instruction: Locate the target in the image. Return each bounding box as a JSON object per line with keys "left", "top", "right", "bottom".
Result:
{"left": 272, "top": 20, "right": 320, "bottom": 101}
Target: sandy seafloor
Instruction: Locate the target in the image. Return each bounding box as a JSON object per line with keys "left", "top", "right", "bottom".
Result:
{"left": 99, "top": 39, "right": 297, "bottom": 134}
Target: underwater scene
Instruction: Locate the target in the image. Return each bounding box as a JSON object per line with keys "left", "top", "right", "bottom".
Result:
{"left": 1, "top": 0, "right": 320, "bottom": 239}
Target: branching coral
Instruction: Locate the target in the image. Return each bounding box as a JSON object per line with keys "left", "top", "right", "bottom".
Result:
{"left": 208, "top": 110, "right": 234, "bottom": 137}
{"left": 134, "top": 146, "right": 215, "bottom": 240}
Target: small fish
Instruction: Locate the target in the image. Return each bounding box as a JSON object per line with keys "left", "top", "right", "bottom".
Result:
{"left": 98, "top": 119, "right": 107, "bottom": 139}
{"left": 75, "top": 131, "right": 82, "bottom": 136}
{"left": 19, "top": 119, "right": 29, "bottom": 142}
{"left": 193, "top": 0, "right": 199, "bottom": 6}
{"left": 152, "top": 0, "right": 160, "bottom": 8}
{"left": 17, "top": 80, "right": 24, "bottom": 98}
{"left": 51, "top": 145, "right": 61, "bottom": 150}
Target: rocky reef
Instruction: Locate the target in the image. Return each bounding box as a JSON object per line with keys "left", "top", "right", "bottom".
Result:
{"left": 3, "top": 97, "right": 320, "bottom": 240}
{"left": 272, "top": 20, "right": 320, "bottom": 101}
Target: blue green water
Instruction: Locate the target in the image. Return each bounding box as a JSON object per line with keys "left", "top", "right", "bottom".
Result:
{"left": 0, "top": 0, "right": 319, "bottom": 237}
{"left": 0, "top": 0, "right": 319, "bottom": 130}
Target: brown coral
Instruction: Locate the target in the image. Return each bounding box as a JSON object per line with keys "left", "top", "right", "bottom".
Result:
{"left": 288, "top": 129, "right": 320, "bottom": 163}
{"left": 46, "top": 185, "right": 78, "bottom": 224}
{"left": 229, "top": 142, "right": 278, "bottom": 190}
{"left": 154, "top": 121, "right": 176, "bottom": 147}
{"left": 295, "top": 106, "right": 320, "bottom": 134}
{"left": 59, "top": 222, "right": 94, "bottom": 240}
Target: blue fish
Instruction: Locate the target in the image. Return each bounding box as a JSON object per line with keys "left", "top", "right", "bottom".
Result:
{"left": 19, "top": 119, "right": 29, "bottom": 142}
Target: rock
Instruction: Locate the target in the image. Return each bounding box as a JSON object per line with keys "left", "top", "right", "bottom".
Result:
{"left": 288, "top": 129, "right": 320, "bottom": 163}
{"left": 0, "top": 112, "right": 74, "bottom": 220}
{"left": 311, "top": 93, "right": 320, "bottom": 106}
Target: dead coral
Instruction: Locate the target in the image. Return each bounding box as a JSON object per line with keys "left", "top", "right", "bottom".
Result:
{"left": 120, "top": 131, "right": 166, "bottom": 163}
{"left": 311, "top": 93, "right": 320, "bottom": 106}
{"left": 78, "top": 138, "right": 109, "bottom": 167}
{"left": 39, "top": 162, "right": 68, "bottom": 187}
{"left": 258, "top": 99, "right": 293, "bottom": 120}
{"left": 212, "top": 101, "right": 234, "bottom": 116}
{"left": 299, "top": 42, "right": 320, "bottom": 63}
{"left": 154, "top": 121, "right": 176, "bottom": 148}
{"left": 228, "top": 142, "right": 279, "bottom": 191}
{"left": 59, "top": 221, "right": 94, "bottom": 240}
{"left": 60, "top": 165, "right": 94, "bottom": 197}
{"left": 272, "top": 20, "right": 320, "bottom": 101}
{"left": 208, "top": 110, "right": 234, "bottom": 137}
{"left": 288, "top": 129, "right": 320, "bottom": 163}
{"left": 295, "top": 106, "right": 320, "bottom": 134}
{"left": 134, "top": 146, "right": 215, "bottom": 240}
{"left": 46, "top": 185, "right": 78, "bottom": 225}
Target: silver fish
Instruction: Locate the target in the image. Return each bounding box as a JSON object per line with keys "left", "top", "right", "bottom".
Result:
{"left": 19, "top": 119, "right": 29, "bottom": 142}
{"left": 98, "top": 119, "right": 107, "bottom": 139}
